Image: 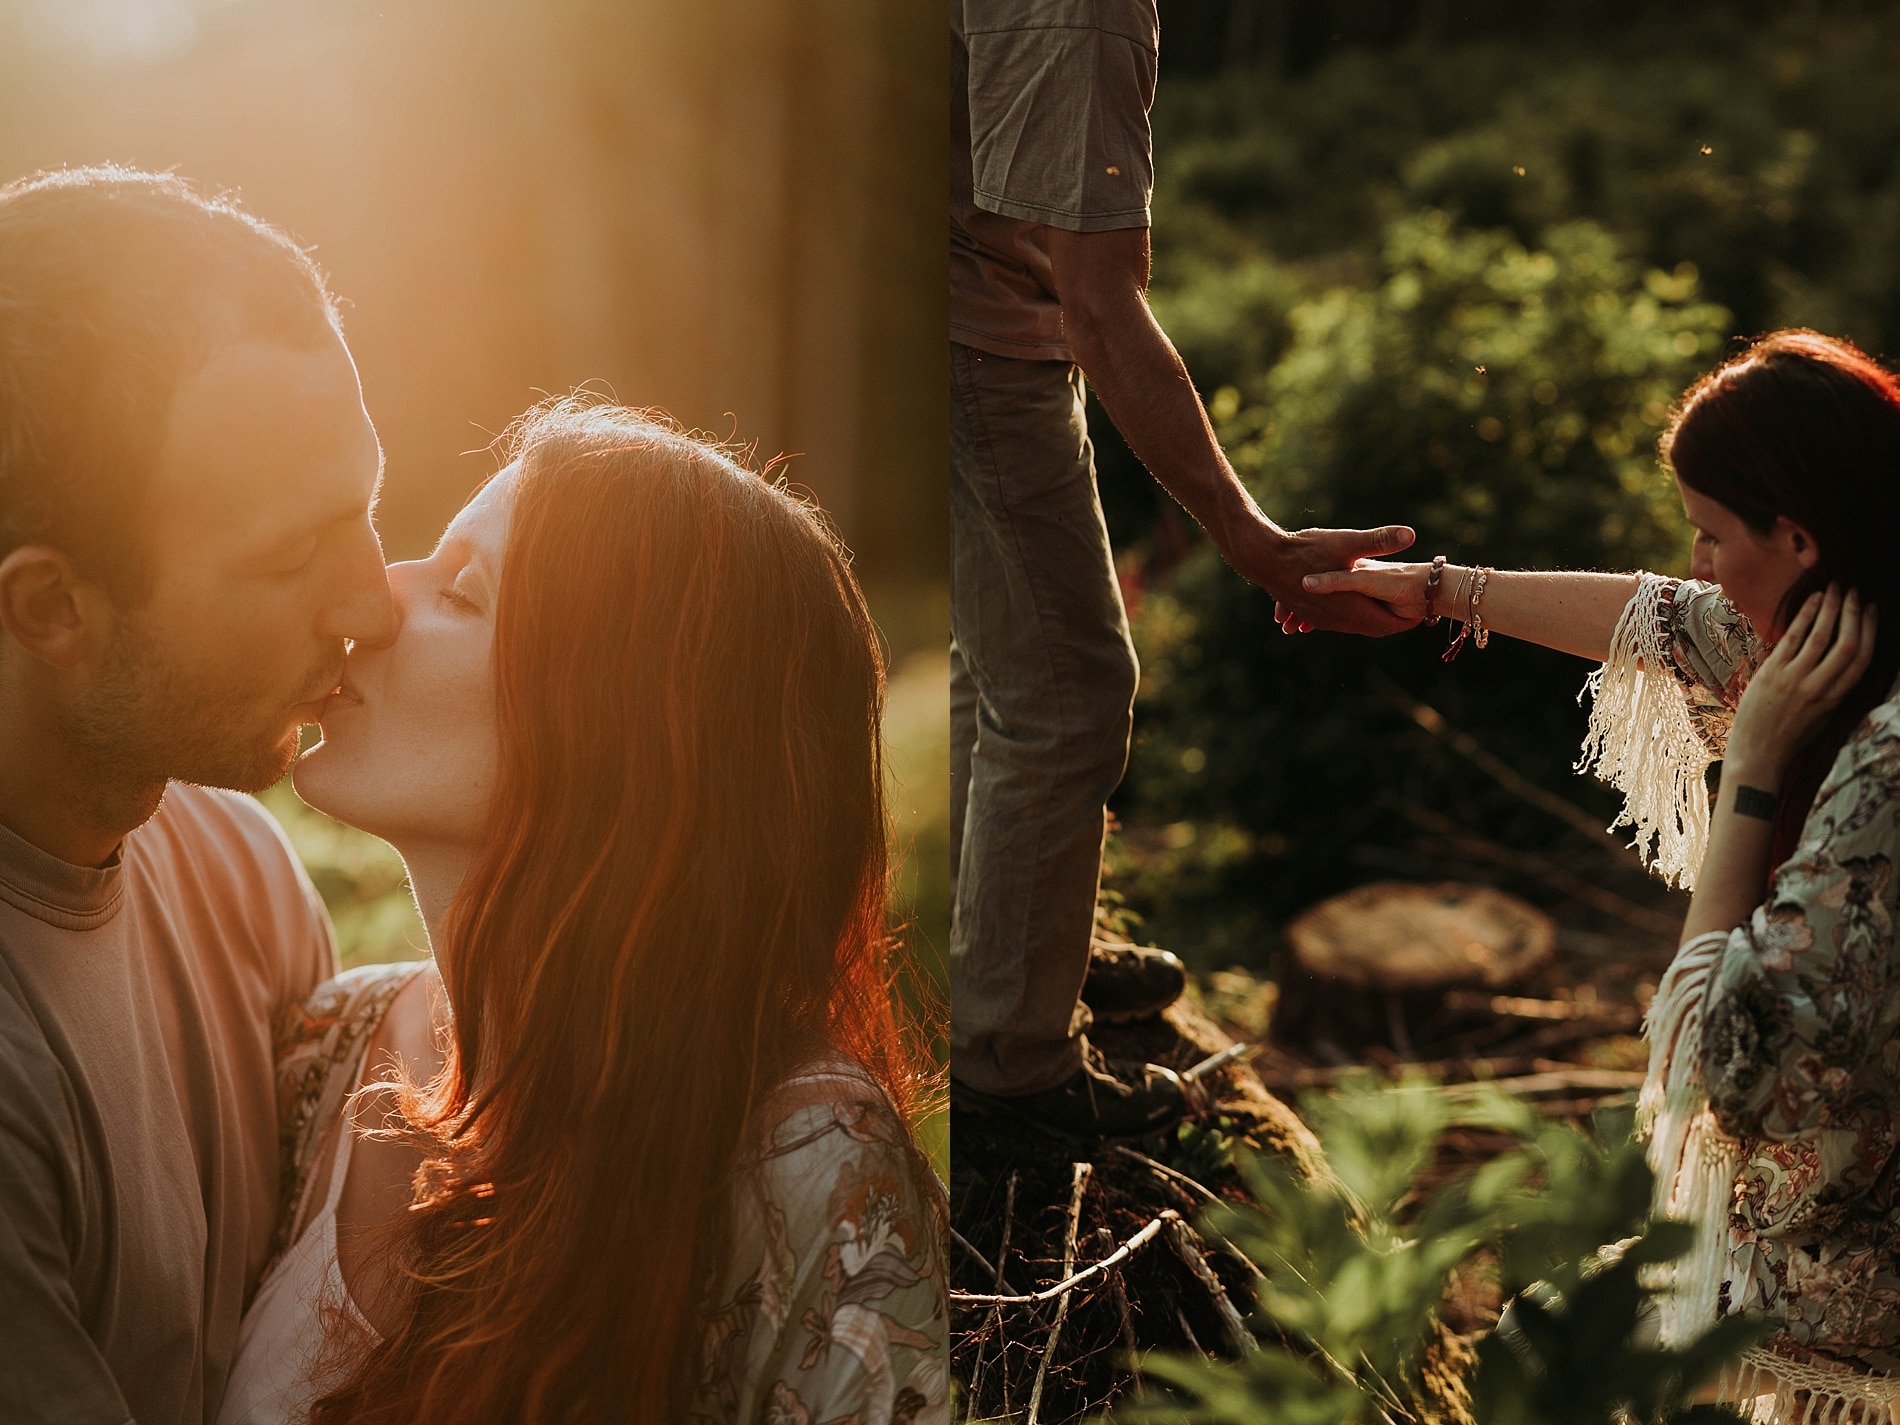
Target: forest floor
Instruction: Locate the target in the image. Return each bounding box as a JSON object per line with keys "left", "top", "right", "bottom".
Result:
{"left": 949, "top": 888, "right": 1685, "bottom": 1421}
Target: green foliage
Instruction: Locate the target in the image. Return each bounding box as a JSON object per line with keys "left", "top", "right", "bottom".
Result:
{"left": 1115, "top": 1078, "right": 1767, "bottom": 1425}
{"left": 1117, "top": 213, "right": 1717, "bottom": 960}
{"left": 1220, "top": 211, "right": 1724, "bottom": 566}
{"left": 1114, "top": 10, "right": 1900, "bottom": 965}
{"left": 1145, "top": 1112, "right": 1247, "bottom": 1184}
{"left": 1150, "top": 14, "right": 1900, "bottom": 354}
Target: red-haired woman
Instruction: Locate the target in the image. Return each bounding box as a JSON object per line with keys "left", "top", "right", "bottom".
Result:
{"left": 214, "top": 402, "right": 946, "bottom": 1424}
{"left": 1304, "top": 330, "right": 1900, "bottom": 1413}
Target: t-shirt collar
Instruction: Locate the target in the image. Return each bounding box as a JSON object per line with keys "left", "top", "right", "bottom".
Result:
{"left": 0, "top": 813, "right": 124, "bottom": 930}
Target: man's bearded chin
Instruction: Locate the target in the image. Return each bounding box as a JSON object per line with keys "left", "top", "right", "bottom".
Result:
{"left": 66, "top": 617, "right": 322, "bottom": 797}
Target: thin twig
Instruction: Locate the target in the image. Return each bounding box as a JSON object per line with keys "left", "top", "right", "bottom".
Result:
{"left": 966, "top": 1171, "right": 1018, "bottom": 1413}
{"left": 1182, "top": 1038, "right": 1264, "bottom": 1084}
{"left": 1027, "top": 1162, "right": 1093, "bottom": 1425}
{"left": 1108, "top": 1146, "right": 1266, "bottom": 1282}
{"left": 1177, "top": 1307, "right": 1208, "bottom": 1358}
{"left": 1166, "top": 1217, "right": 1258, "bottom": 1356}
{"left": 953, "top": 1208, "right": 1180, "bottom": 1305}
{"left": 1372, "top": 672, "right": 1645, "bottom": 868}
{"left": 1110, "top": 1146, "right": 1223, "bottom": 1207}
{"left": 952, "top": 1227, "right": 1001, "bottom": 1285}
{"left": 1098, "top": 1225, "right": 1143, "bottom": 1400}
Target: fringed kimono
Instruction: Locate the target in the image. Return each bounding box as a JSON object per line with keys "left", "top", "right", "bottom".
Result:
{"left": 1583, "top": 575, "right": 1900, "bottom": 1420}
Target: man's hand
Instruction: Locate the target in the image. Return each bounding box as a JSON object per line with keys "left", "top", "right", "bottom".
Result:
{"left": 1226, "top": 518, "right": 1421, "bottom": 636}
{"left": 1044, "top": 227, "right": 1418, "bottom": 637}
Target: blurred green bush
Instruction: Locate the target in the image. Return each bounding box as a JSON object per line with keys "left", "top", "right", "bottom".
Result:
{"left": 1110, "top": 10, "right": 1900, "bottom": 965}
{"left": 258, "top": 780, "right": 426, "bottom": 970}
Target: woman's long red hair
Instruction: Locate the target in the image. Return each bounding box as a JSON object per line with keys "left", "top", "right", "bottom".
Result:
{"left": 312, "top": 400, "right": 931, "bottom": 1421}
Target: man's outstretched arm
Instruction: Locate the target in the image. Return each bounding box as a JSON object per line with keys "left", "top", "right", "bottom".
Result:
{"left": 1045, "top": 224, "right": 1415, "bottom": 635}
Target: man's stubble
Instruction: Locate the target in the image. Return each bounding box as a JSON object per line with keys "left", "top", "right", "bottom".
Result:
{"left": 66, "top": 608, "right": 324, "bottom": 804}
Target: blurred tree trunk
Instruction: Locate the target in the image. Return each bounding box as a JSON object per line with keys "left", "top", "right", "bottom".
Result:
{"left": 0, "top": 0, "right": 939, "bottom": 577}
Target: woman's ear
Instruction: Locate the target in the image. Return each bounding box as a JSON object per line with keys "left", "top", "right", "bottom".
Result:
{"left": 1778, "top": 516, "right": 1824, "bottom": 571}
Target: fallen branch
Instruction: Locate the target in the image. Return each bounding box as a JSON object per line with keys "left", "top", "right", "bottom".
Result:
{"left": 1109, "top": 1145, "right": 1266, "bottom": 1282}
{"left": 1027, "top": 1162, "right": 1094, "bottom": 1425}
{"left": 952, "top": 1208, "right": 1180, "bottom": 1306}
{"left": 1166, "top": 1216, "right": 1258, "bottom": 1357}
{"left": 1099, "top": 1226, "right": 1143, "bottom": 1401}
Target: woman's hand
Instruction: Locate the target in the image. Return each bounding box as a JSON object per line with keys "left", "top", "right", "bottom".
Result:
{"left": 1725, "top": 584, "right": 1878, "bottom": 788}
{"left": 1276, "top": 559, "right": 1445, "bottom": 634}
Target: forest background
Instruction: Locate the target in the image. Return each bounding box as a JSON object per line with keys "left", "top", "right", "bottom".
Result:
{"left": 0, "top": 0, "right": 947, "bottom": 1164}
{"left": 1103, "top": 0, "right": 1900, "bottom": 984}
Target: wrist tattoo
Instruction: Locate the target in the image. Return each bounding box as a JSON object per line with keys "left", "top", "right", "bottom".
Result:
{"left": 1733, "top": 784, "right": 1777, "bottom": 820}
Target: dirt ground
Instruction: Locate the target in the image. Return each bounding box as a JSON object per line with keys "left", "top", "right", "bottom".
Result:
{"left": 949, "top": 897, "right": 1684, "bottom": 1421}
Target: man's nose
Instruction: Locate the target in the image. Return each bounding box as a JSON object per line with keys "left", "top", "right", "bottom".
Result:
{"left": 320, "top": 520, "right": 399, "bottom": 649}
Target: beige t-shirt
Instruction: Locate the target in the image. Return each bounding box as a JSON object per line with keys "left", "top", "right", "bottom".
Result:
{"left": 950, "top": 0, "right": 1159, "bottom": 362}
{"left": 0, "top": 784, "right": 336, "bottom": 1425}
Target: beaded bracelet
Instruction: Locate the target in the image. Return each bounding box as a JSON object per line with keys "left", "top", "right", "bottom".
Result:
{"left": 1441, "top": 566, "right": 1493, "bottom": 662}
{"left": 1423, "top": 554, "right": 1447, "bottom": 625}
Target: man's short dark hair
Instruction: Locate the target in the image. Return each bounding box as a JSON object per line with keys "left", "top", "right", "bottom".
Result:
{"left": 0, "top": 166, "right": 342, "bottom": 596}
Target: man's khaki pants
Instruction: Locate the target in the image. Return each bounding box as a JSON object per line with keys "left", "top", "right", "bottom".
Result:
{"left": 949, "top": 342, "right": 1138, "bottom": 1097}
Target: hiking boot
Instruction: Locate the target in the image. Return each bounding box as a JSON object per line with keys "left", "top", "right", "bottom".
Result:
{"left": 1082, "top": 937, "right": 1187, "bottom": 1023}
{"left": 954, "top": 1048, "right": 1198, "bottom": 1139}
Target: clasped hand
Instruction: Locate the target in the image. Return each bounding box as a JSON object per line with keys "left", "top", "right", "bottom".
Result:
{"left": 1228, "top": 525, "right": 1421, "bottom": 637}
{"left": 1273, "top": 558, "right": 1436, "bottom": 635}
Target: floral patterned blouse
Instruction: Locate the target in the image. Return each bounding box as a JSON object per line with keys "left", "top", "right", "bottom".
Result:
{"left": 690, "top": 1059, "right": 949, "bottom": 1424}
{"left": 268, "top": 969, "right": 948, "bottom": 1421}
{"left": 1646, "top": 577, "right": 1900, "bottom": 1367}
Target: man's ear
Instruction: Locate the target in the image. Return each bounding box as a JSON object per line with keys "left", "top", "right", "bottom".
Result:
{"left": 0, "top": 546, "right": 113, "bottom": 670}
{"left": 1778, "top": 516, "right": 1824, "bottom": 572}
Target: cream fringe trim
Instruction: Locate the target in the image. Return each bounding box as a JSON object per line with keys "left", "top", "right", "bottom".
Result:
{"left": 1640, "top": 929, "right": 1741, "bottom": 1349}
{"left": 1716, "top": 1348, "right": 1900, "bottom": 1423}
{"left": 1578, "top": 574, "right": 1714, "bottom": 891}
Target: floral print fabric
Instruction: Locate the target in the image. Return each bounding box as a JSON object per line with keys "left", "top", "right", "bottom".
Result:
{"left": 1653, "top": 576, "right": 1767, "bottom": 747}
{"left": 692, "top": 1060, "right": 949, "bottom": 1425}
{"left": 271, "top": 977, "right": 946, "bottom": 1416}
{"left": 264, "top": 960, "right": 426, "bottom": 1273}
{"left": 1649, "top": 577, "right": 1900, "bottom": 1366}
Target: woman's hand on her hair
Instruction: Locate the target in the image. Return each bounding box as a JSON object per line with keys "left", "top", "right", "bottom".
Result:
{"left": 1278, "top": 560, "right": 1440, "bottom": 634}
{"left": 1726, "top": 584, "right": 1878, "bottom": 787}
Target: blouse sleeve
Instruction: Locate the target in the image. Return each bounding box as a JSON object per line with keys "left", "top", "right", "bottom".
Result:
{"left": 1579, "top": 576, "right": 1770, "bottom": 889}
{"left": 693, "top": 1088, "right": 949, "bottom": 1424}
{"left": 1700, "top": 702, "right": 1900, "bottom": 1145}
{"left": 1654, "top": 578, "right": 1769, "bottom": 756}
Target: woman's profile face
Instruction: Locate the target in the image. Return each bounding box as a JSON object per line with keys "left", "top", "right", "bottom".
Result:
{"left": 1678, "top": 476, "right": 1820, "bottom": 640}
{"left": 293, "top": 466, "right": 517, "bottom": 849}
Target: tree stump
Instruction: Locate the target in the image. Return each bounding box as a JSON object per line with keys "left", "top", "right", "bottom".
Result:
{"left": 1274, "top": 881, "right": 1556, "bottom": 1059}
